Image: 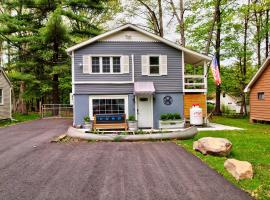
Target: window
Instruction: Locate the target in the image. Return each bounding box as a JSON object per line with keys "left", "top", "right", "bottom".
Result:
{"left": 0, "top": 89, "right": 2, "bottom": 104}
{"left": 90, "top": 56, "right": 123, "bottom": 74}
{"left": 92, "top": 98, "right": 125, "bottom": 115}
{"left": 149, "top": 56, "right": 159, "bottom": 75}
{"left": 258, "top": 92, "right": 265, "bottom": 100}
{"left": 113, "top": 57, "right": 121, "bottom": 73}
{"left": 102, "top": 57, "right": 110, "bottom": 73}
{"left": 92, "top": 57, "right": 100, "bottom": 73}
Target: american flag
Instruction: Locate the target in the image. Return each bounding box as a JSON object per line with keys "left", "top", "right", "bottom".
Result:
{"left": 210, "top": 56, "right": 221, "bottom": 85}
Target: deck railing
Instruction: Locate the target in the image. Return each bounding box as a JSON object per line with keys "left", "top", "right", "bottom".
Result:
{"left": 184, "top": 75, "right": 207, "bottom": 93}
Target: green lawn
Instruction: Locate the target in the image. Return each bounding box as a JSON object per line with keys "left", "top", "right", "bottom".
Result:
{"left": 176, "top": 116, "right": 270, "bottom": 200}
{"left": 0, "top": 113, "right": 40, "bottom": 127}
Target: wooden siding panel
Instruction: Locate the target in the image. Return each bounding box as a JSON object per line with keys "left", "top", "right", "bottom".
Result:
{"left": 250, "top": 63, "right": 270, "bottom": 121}
{"left": 0, "top": 71, "right": 11, "bottom": 119}
{"left": 184, "top": 94, "right": 207, "bottom": 118}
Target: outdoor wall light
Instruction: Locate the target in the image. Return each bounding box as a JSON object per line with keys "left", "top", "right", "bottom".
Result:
{"left": 79, "top": 63, "right": 83, "bottom": 68}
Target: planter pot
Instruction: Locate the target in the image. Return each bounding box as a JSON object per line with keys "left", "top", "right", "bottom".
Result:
{"left": 83, "top": 121, "right": 93, "bottom": 130}
{"left": 159, "top": 120, "right": 185, "bottom": 129}
{"left": 128, "top": 121, "right": 138, "bottom": 131}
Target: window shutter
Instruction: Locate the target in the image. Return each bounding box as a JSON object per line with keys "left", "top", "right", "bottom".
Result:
{"left": 160, "top": 55, "right": 167, "bottom": 75}
{"left": 121, "top": 55, "right": 129, "bottom": 73}
{"left": 141, "top": 55, "right": 149, "bottom": 75}
{"left": 83, "top": 55, "right": 90, "bottom": 73}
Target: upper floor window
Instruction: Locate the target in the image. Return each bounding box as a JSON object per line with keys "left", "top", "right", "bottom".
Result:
{"left": 149, "top": 56, "right": 160, "bottom": 75}
{"left": 102, "top": 57, "right": 110, "bottom": 73}
{"left": 113, "top": 57, "right": 121, "bottom": 73}
{"left": 92, "top": 57, "right": 100, "bottom": 73}
{"left": 0, "top": 88, "right": 3, "bottom": 105}
{"left": 258, "top": 92, "right": 265, "bottom": 100}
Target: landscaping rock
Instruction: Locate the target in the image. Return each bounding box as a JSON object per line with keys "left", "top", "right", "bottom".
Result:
{"left": 51, "top": 134, "right": 67, "bottom": 143}
{"left": 224, "top": 159, "right": 253, "bottom": 180}
{"left": 193, "top": 137, "right": 232, "bottom": 156}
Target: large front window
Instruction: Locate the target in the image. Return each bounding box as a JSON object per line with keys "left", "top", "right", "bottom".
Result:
{"left": 92, "top": 98, "right": 126, "bottom": 118}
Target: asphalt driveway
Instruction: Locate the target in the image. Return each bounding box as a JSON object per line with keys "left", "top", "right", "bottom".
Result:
{"left": 0, "top": 118, "right": 252, "bottom": 200}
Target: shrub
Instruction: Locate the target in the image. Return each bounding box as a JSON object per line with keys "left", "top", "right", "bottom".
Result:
{"left": 84, "top": 116, "right": 90, "bottom": 122}
{"left": 128, "top": 115, "right": 136, "bottom": 121}
{"left": 160, "top": 113, "right": 182, "bottom": 120}
{"left": 207, "top": 103, "right": 215, "bottom": 113}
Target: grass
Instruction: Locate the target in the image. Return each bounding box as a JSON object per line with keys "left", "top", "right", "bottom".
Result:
{"left": 176, "top": 116, "right": 270, "bottom": 200}
{"left": 0, "top": 112, "right": 40, "bottom": 127}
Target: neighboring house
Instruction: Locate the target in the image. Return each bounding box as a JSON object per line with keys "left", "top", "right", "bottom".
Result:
{"left": 0, "top": 67, "right": 12, "bottom": 120}
{"left": 244, "top": 56, "right": 270, "bottom": 122}
{"left": 67, "top": 24, "right": 211, "bottom": 128}
{"left": 208, "top": 92, "right": 242, "bottom": 113}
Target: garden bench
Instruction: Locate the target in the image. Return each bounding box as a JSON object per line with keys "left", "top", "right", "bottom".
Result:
{"left": 93, "top": 114, "right": 128, "bottom": 131}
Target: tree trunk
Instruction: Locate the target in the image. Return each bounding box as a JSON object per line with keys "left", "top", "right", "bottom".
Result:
{"left": 158, "top": 0, "right": 164, "bottom": 37}
{"left": 52, "top": 74, "right": 60, "bottom": 104}
{"left": 214, "top": 0, "right": 222, "bottom": 115}
{"left": 17, "top": 81, "right": 27, "bottom": 114}
{"left": 254, "top": 7, "right": 262, "bottom": 67}
{"left": 179, "top": 0, "right": 185, "bottom": 46}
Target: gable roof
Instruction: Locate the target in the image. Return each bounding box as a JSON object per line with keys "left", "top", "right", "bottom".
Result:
{"left": 244, "top": 56, "right": 270, "bottom": 92}
{"left": 66, "top": 24, "right": 211, "bottom": 65}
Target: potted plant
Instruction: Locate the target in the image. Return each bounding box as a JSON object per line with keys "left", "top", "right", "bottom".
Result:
{"left": 127, "top": 115, "right": 138, "bottom": 131}
{"left": 83, "top": 116, "right": 92, "bottom": 130}
{"left": 159, "top": 113, "right": 185, "bottom": 129}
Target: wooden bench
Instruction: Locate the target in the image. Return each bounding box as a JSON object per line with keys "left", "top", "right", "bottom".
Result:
{"left": 93, "top": 114, "right": 128, "bottom": 131}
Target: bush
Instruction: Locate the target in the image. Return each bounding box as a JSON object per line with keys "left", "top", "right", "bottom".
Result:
{"left": 128, "top": 115, "right": 136, "bottom": 121}
{"left": 207, "top": 103, "right": 215, "bottom": 113}
{"left": 84, "top": 116, "right": 90, "bottom": 122}
{"left": 160, "top": 113, "right": 182, "bottom": 120}
{"left": 221, "top": 104, "right": 236, "bottom": 114}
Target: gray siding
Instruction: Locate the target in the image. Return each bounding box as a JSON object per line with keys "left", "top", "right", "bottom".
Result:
{"left": 74, "top": 41, "right": 183, "bottom": 94}
{"left": 0, "top": 71, "right": 11, "bottom": 119}
{"left": 74, "top": 84, "right": 133, "bottom": 95}
{"left": 153, "top": 93, "right": 183, "bottom": 128}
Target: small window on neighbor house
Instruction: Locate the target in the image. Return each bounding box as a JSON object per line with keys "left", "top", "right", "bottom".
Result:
{"left": 113, "top": 57, "right": 121, "bottom": 73}
{"left": 223, "top": 93, "right": 226, "bottom": 98}
{"left": 149, "top": 56, "right": 159, "bottom": 75}
{"left": 258, "top": 92, "right": 265, "bottom": 100}
{"left": 92, "top": 57, "right": 100, "bottom": 73}
{"left": 0, "top": 89, "right": 3, "bottom": 104}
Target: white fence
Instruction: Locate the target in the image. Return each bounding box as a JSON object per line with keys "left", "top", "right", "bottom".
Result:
{"left": 41, "top": 104, "right": 73, "bottom": 118}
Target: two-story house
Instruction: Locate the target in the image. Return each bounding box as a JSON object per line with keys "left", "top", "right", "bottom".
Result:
{"left": 67, "top": 24, "right": 211, "bottom": 129}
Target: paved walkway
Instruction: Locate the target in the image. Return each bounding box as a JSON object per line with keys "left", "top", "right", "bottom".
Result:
{"left": 0, "top": 119, "right": 252, "bottom": 200}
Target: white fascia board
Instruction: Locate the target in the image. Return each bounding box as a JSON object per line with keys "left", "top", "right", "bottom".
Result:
{"left": 73, "top": 81, "right": 133, "bottom": 84}
{"left": 66, "top": 24, "right": 211, "bottom": 62}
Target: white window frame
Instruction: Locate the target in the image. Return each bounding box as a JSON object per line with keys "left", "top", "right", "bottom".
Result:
{"left": 89, "top": 95, "right": 129, "bottom": 120}
{"left": 0, "top": 88, "right": 3, "bottom": 105}
{"left": 90, "top": 55, "right": 123, "bottom": 74}
{"left": 148, "top": 55, "right": 160, "bottom": 76}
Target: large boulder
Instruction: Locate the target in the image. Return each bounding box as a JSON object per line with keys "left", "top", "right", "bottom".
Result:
{"left": 193, "top": 137, "right": 232, "bottom": 156}
{"left": 224, "top": 159, "right": 253, "bottom": 180}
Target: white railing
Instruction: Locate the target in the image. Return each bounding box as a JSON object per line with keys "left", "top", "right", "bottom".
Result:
{"left": 184, "top": 75, "right": 207, "bottom": 93}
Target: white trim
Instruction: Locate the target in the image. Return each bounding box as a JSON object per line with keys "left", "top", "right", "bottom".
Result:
{"left": 184, "top": 89, "right": 207, "bottom": 93}
{"left": 73, "top": 81, "right": 133, "bottom": 84}
{"left": 135, "top": 96, "right": 138, "bottom": 120}
{"left": 204, "top": 61, "right": 208, "bottom": 94}
{"left": 73, "top": 94, "right": 76, "bottom": 126}
{"left": 88, "top": 95, "right": 129, "bottom": 120}
{"left": 244, "top": 57, "right": 270, "bottom": 92}
{"left": 66, "top": 24, "right": 211, "bottom": 62}
{"left": 72, "top": 51, "right": 75, "bottom": 94}
{"left": 182, "top": 51, "right": 185, "bottom": 93}
{"left": 132, "top": 54, "right": 135, "bottom": 82}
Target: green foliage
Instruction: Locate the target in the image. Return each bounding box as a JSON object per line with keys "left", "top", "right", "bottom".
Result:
{"left": 128, "top": 115, "right": 136, "bottom": 121}
{"left": 176, "top": 116, "right": 270, "bottom": 199}
{"left": 221, "top": 104, "right": 235, "bottom": 114}
{"left": 84, "top": 116, "right": 90, "bottom": 122}
{"left": 160, "top": 113, "right": 182, "bottom": 120}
